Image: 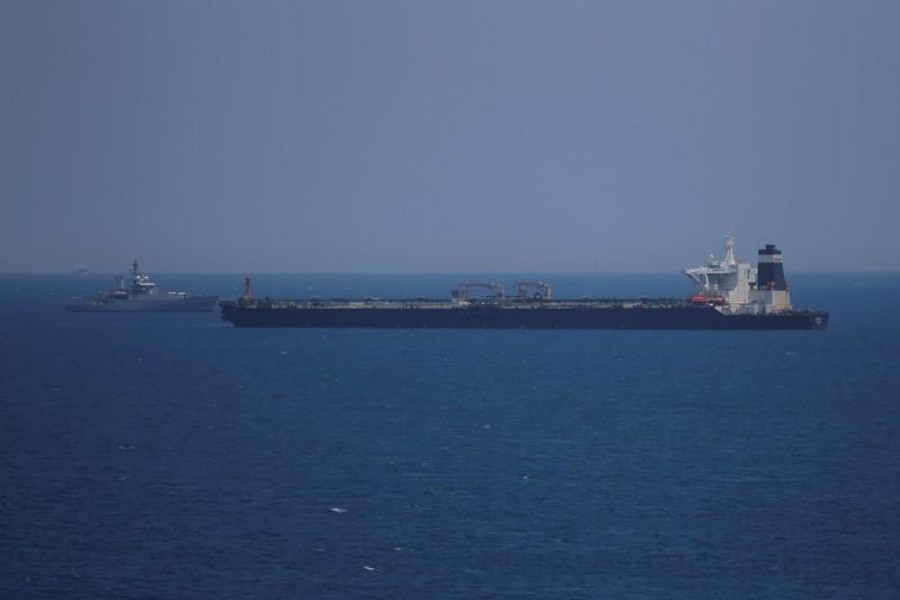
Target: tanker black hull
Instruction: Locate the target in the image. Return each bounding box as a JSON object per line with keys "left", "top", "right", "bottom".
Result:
{"left": 219, "top": 303, "right": 828, "bottom": 330}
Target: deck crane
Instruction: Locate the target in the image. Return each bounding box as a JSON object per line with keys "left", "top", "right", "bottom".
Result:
{"left": 513, "top": 281, "right": 552, "bottom": 300}
{"left": 456, "top": 282, "right": 505, "bottom": 300}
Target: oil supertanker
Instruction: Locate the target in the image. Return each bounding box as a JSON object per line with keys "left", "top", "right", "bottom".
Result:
{"left": 218, "top": 238, "right": 828, "bottom": 330}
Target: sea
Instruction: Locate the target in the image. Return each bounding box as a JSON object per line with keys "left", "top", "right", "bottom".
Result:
{"left": 2, "top": 272, "right": 899, "bottom": 599}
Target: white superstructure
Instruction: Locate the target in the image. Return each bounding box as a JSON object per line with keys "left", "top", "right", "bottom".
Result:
{"left": 684, "top": 235, "right": 792, "bottom": 314}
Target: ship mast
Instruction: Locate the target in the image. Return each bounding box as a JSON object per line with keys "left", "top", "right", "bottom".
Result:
{"left": 722, "top": 233, "right": 736, "bottom": 267}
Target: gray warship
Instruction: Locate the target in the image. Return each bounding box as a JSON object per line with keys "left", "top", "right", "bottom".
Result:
{"left": 66, "top": 260, "right": 218, "bottom": 312}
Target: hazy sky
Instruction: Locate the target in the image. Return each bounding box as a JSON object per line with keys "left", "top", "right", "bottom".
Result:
{"left": 2, "top": 0, "right": 898, "bottom": 273}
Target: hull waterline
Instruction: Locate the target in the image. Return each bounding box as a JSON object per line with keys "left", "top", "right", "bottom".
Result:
{"left": 219, "top": 302, "right": 828, "bottom": 330}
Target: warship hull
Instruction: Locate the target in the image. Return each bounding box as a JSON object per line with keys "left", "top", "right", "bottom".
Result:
{"left": 68, "top": 295, "right": 219, "bottom": 312}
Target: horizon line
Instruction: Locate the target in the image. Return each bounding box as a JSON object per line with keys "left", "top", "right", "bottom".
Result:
{"left": 2, "top": 268, "right": 899, "bottom": 276}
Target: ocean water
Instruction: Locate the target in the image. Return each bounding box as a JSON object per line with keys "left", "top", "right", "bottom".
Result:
{"left": 2, "top": 272, "right": 899, "bottom": 599}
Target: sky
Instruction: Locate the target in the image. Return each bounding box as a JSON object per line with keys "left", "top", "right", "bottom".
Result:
{"left": 1, "top": 0, "right": 898, "bottom": 273}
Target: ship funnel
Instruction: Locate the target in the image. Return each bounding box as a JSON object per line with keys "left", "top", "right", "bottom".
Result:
{"left": 757, "top": 244, "right": 787, "bottom": 290}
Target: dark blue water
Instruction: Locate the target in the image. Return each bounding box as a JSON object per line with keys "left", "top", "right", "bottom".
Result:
{"left": 3, "top": 273, "right": 899, "bottom": 599}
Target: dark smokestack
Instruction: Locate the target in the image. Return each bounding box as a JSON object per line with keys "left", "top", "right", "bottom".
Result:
{"left": 757, "top": 244, "right": 787, "bottom": 290}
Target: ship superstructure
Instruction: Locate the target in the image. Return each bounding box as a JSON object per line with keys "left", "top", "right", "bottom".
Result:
{"left": 684, "top": 234, "right": 756, "bottom": 307}
{"left": 218, "top": 238, "right": 828, "bottom": 330}
{"left": 684, "top": 236, "right": 795, "bottom": 315}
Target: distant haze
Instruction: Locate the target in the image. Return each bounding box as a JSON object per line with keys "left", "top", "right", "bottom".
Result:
{"left": 2, "top": 0, "right": 898, "bottom": 273}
